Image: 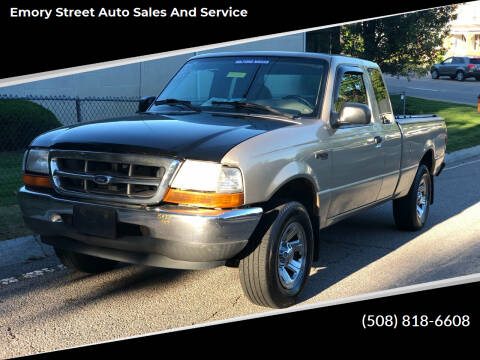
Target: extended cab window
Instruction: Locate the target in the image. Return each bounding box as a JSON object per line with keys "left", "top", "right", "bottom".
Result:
{"left": 334, "top": 72, "right": 368, "bottom": 112}
{"left": 368, "top": 68, "right": 393, "bottom": 122}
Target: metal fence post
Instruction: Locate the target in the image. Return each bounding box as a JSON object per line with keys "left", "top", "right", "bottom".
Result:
{"left": 401, "top": 91, "right": 406, "bottom": 116}
{"left": 75, "top": 97, "right": 82, "bottom": 123}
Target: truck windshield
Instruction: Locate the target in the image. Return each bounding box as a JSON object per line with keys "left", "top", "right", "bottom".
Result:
{"left": 151, "top": 56, "right": 327, "bottom": 117}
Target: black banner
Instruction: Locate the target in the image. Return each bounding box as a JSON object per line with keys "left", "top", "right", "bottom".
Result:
{"left": 1, "top": 0, "right": 460, "bottom": 78}
{"left": 25, "top": 280, "right": 478, "bottom": 358}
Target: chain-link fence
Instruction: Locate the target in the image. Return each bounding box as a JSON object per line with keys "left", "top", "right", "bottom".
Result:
{"left": 0, "top": 94, "right": 140, "bottom": 206}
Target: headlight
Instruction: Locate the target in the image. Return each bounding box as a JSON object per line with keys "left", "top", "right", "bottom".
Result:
{"left": 170, "top": 160, "right": 243, "bottom": 193}
{"left": 24, "top": 149, "right": 49, "bottom": 174}
{"left": 22, "top": 148, "right": 52, "bottom": 188}
{"left": 165, "top": 160, "right": 244, "bottom": 208}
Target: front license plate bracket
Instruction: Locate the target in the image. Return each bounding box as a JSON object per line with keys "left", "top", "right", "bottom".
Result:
{"left": 72, "top": 205, "right": 117, "bottom": 239}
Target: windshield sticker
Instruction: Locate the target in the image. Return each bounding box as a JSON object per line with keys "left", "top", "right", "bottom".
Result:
{"left": 234, "top": 59, "right": 269, "bottom": 64}
{"left": 227, "top": 72, "right": 247, "bottom": 78}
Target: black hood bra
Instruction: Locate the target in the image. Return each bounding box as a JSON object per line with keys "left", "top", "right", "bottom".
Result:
{"left": 30, "top": 112, "right": 292, "bottom": 162}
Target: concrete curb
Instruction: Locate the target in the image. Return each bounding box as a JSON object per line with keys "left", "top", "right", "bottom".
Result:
{"left": 0, "top": 235, "right": 55, "bottom": 268}
{"left": 1, "top": 145, "right": 480, "bottom": 268}
{"left": 445, "top": 145, "right": 480, "bottom": 164}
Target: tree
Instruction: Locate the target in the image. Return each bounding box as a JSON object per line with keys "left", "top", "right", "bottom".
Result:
{"left": 306, "top": 6, "right": 458, "bottom": 76}
{"left": 306, "top": 26, "right": 342, "bottom": 54}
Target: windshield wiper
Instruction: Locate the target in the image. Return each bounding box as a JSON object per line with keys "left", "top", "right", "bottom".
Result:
{"left": 154, "top": 99, "right": 200, "bottom": 112}
{"left": 211, "top": 101, "right": 298, "bottom": 119}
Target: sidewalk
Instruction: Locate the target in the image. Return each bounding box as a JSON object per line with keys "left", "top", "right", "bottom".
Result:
{"left": 445, "top": 144, "right": 480, "bottom": 163}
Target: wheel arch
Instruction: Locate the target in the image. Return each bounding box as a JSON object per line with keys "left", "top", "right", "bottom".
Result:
{"left": 419, "top": 148, "right": 435, "bottom": 174}
{"left": 419, "top": 148, "right": 435, "bottom": 204}
{"left": 259, "top": 175, "right": 321, "bottom": 261}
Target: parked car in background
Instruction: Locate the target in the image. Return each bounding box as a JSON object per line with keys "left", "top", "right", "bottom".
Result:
{"left": 431, "top": 56, "right": 480, "bottom": 81}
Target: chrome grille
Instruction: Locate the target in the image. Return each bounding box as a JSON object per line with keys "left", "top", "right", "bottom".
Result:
{"left": 50, "top": 150, "right": 180, "bottom": 205}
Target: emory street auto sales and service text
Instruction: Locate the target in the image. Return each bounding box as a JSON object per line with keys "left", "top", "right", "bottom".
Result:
{"left": 9, "top": 7, "right": 249, "bottom": 20}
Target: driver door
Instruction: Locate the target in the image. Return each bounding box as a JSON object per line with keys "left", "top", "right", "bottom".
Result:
{"left": 440, "top": 57, "right": 454, "bottom": 76}
{"left": 326, "top": 66, "right": 384, "bottom": 218}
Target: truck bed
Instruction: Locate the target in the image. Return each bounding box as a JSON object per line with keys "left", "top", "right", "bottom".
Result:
{"left": 393, "top": 114, "right": 446, "bottom": 199}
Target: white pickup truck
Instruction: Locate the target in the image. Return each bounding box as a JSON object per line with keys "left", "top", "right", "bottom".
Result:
{"left": 19, "top": 51, "right": 447, "bottom": 308}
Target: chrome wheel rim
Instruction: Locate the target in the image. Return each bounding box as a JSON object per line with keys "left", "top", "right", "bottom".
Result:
{"left": 432, "top": 71, "right": 438, "bottom": 78}
{"left": 457, "top": 72, "right": 464, "bottom": 80}
{"left": 277, "top": 222, "right": 306, "bottom": 290}
{"left": 416, "top": 178, "right": 428, "bottom": 223}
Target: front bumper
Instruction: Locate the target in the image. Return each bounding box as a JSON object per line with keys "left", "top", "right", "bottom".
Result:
{"left": 18, "top": 187, "right": 263, "bottom": 270}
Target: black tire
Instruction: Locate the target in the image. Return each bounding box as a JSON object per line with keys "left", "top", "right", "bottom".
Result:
{"left": 54, "top": 246, "right": 118, "bottom": 273}
{"left": 456, "top": 71, "right": 465, "bottom": 81}
{"left": 239, "top": 201, "right": 314, "bottom": 308}
{"left": 475, "top": 76, "right": 480, "bottom": 81}
{"left": 431, "top": 70, "right": 439, "bottom": 79}
{"left": 392, "top": 164, "right": 432, "bottom": 231}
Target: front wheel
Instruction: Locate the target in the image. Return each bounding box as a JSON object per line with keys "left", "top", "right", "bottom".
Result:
{"left": 456, "top": 71, "right": 465, "bottom": 81}
{"left": 239, "top": 201, "right": 314, "bottom": 308}
{"left": 54, "top": 245, "right": 118, "bottom": 273}
{"left": 393, "top": 165, "right": 432, "bottom": 231}
{"left": 431, "top": 70, "right": 439, "bottom": 79}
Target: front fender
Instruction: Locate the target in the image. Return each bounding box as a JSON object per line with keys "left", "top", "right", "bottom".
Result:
{"left": 264, "top": 162, "right": 320, "bottom": 202}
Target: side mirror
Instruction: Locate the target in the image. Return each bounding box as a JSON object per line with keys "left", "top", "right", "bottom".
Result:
{"left": 331, "top": 102, "right": 371, "bottom": 128}
{"left": 137, "top": 96, "right": 156, "bottom": 113}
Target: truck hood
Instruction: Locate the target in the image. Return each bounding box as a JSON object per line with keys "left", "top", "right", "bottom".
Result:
{"left": 30, "top": 112, "right": 293, "bottom": 162}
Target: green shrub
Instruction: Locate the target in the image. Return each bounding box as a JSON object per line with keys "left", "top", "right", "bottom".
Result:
{"left": 0, "top": 99, "right": 61, "bottom": 151}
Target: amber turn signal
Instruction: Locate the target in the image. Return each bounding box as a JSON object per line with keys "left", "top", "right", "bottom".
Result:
{"left": 164, "top": 188, "right": 244, "bottom": 208}
{"left": 166, "top": 208, "right": 228, "bottom": 216}
{"left": 22, "top": 174, "right": 52, "bottom": 188}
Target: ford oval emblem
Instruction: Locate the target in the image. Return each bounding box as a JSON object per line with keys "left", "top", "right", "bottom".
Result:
{"left": 93, "top": 175, "right": 111, "bottom": 185}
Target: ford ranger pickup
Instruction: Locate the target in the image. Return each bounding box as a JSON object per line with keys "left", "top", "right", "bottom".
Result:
{"left": 18, "top": 51, "right": 447, "bottom": 308}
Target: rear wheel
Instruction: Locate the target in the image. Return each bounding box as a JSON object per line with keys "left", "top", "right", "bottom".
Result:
{"left": 456, "top": 71, "right": 465, "bottom": 81}
{"left": 54, "top": 245, "right": 118, "bottom": 273}
{"left": 393, "top": 165, "right": 432, "bottom": 231}
{"left": 239, "top": 201, "right": 313, "bottom": 308}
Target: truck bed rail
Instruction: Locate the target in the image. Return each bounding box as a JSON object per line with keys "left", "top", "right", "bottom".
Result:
{"left": 395, "top": 114, "right": 442, "bottom": 124}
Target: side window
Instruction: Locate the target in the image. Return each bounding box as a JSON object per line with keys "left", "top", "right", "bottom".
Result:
{"left": 443, "top": 57, "right": 453, "bottom": 64}
{"left": 334, "top": 72, "right": 368, "bottom": 112}
{"left": 368, "top": 68, "right": 393, "bottom": 121}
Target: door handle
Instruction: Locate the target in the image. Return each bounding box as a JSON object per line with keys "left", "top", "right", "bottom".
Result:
{"left": 374, "top": 136, "right": 383, "bottom": 148}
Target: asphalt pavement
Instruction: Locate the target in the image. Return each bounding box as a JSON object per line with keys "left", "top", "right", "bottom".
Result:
{"left": 1, "top": 153, "right": 480, "bottom": 357}
{"left": 385, "top": 75, "right": 480, "bottom": 105}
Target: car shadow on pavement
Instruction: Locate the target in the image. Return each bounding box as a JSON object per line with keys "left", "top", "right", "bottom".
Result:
{"left": 0, "top": 264, "right": 190, "bottom": 323}
{"left": 299, "top": 165, "right": 480, "bottom": 303}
